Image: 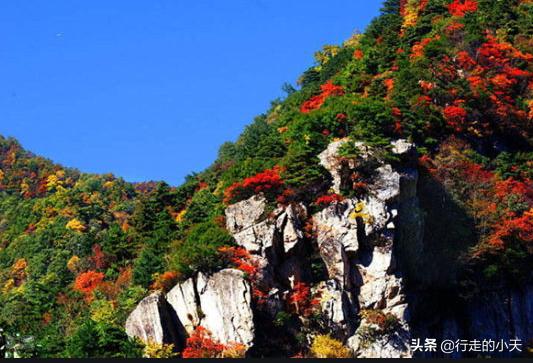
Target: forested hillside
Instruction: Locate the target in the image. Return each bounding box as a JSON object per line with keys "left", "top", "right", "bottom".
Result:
{"left": 0, "top": 0, "right": 531, "bottom": 358}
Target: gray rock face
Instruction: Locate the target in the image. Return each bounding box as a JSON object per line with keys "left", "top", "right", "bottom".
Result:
{"left": 313, "top": 280, "right": 355, "bottom": 337}
{"left": 318, "top": 138, "right": 354, "bottom": 193}
{"left": 313, "top": 139, "right": 419, "bottom": 358}
{"left": 126, "top": 270, "right": 255, "bottom": 352}
{"left": 197, "top": 269, "right": 255, "bottom": 346}
{"left": 166, "top": 269, "right": 255, "bottom": 348}
{"left": 226, "top": 195, "right": 268, "bottom": 235}
{"left": 125, "top": 292, "right": 181, "bottom": 346}
{"left": 224, "top": 196, "right": 308, "bottom": 287}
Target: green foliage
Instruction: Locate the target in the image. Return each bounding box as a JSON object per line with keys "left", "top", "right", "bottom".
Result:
{"left": 64, "top": 319, "right": 142, "bottom": 358}
{"left": 169, "top": 220, "right": 233, "bottom": 278}
{"left": 183, "top": 189, "right": 222, "bottom": 225}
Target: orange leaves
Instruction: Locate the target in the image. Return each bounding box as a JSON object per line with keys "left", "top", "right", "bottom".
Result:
{"left": 151, "top": 271, "right": 179, "bottom": 292}
{"left": 300, "top": 81, "right": 344, "bottom": 113}
{"left": 489, "top": 210, "right": 533, "bottom": 249}
{"left": 182, "top": 326, "right": 246, "bottom": 358}
{"left": 353, "top": 49, "right": 364, "bottom": 60}
{"left": 411, "top": 36, "right": 440, "bottom": 59}
{"left": 74, "top": 271, "right": 105, "bottom": 296}
{"left": 420, "top": 139, "right": 532, "bottom": 256}
{"left": 448, "top": 0, "right": 478, "bottom": 17}
{"left": 288, "top": 282, "right": 320, "bottom": 317}
{"left": 91, "top": 244, "right": 108, "bottom": 270}
{"left": 443, "top": 103, "right": 468, "bottom": 131}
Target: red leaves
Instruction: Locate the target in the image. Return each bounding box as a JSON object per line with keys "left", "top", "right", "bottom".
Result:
{"left": 219, "top": 246, "right": 258, "bottom": 277}
{"left": 411, "top": 36, "right": 440, "bottom": 59}
{"left": 448, "top": 0, "right": 478, "bottom": 17}
{"left": 314, "top": 193, "right": 344, "bottom": 207}
{"left": 443, "top": 104, "right": 468, "bottom": 131}
{"left": 420, "top": 139, "right": 532, "bottom": 256}
{"left": 91, "top": 244, "right": 107, "bottom": 270}
{"left": 300, "top": 81, "right": 344, "bottom": 113}
{"left": 489, "top": 210, "right": 533, "bottom": 248}
{"left": 494, "top": 178, "right": 533, "bottom": 202}
{"left": 224, "top": 167, "right": 285, "bottom": 204}
{"left": 456, "top": 51, "right": 476, "bottom": 70}
{"left": 288, "top": 282, "right": 320, "bottom": 317}
{"left": 354, "top": 49, "right": 364, "bottom": 60}
{"left": 182, "top": 327, "right": 226, "bottom": 358}
{"left": 74, "top": 271, "right": 105, "bottom": 296}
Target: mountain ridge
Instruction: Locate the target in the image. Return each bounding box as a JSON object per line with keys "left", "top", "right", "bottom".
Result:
{"left": 1, "top": 0, "right": 532, "bottom": 358}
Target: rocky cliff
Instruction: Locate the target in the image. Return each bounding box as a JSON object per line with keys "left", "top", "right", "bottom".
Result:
{"left": 125, "top": 138, "right": 532, "bottom": 357}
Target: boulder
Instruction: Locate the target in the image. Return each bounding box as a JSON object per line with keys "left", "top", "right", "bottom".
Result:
{"left": 166, "top": 277, "right": 201, "bottom": 335}
{"left": 125, "top": 292, "right": 182, "bottom": 346}
{"left": 197, "top": 269, "right": 255, "bottom": 346}
{"left": 166, "top": 269, "right": 255, "bottom": 348}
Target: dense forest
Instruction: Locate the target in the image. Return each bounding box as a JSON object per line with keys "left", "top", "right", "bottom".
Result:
{"left": 0, "top": 0, "right": 531, "bottom": 358}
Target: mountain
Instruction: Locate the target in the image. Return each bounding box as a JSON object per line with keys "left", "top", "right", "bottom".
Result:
{"left": 1, "top": 0, "right": 532, "bottom": 358}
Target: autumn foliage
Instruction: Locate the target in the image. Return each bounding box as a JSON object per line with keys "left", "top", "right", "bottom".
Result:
{"left": 314, "top": 193, "right": 344, "bottom": 207}
{"left": 287, "top": 282, "right": 320, "bottom": 317}
{"left": 448, "top": 0, "right": 478, "bottom": 17}
{"left": 224, "top": 167, "right": 285, "bottom": 204}
{"left": 182, "top": 326, "right": 246, "bottom": 358}
{"left": 300, "top": 81, "right": 344, "bottom": 113}
{"left": 73, "top": 271, "right": 105, "bottom": 296}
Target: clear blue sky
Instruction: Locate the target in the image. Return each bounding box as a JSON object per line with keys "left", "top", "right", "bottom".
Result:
{"left": 0, "top": 0, "right": 382, "bottom": 185}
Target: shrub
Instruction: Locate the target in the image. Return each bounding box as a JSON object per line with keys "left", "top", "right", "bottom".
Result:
{"left": 143, "top": 341, "right": 177, "bottom": 358}
{"left": 310, "top": 335, "right": 352, "bottom": 358}
{"left": 150, "top": 271, "right": 180, "bottom": 292}
{"left": 314, "top": 193, "right": 344, "bottom": 208}
{"left": 74, "top": 271, "right": 105, "bottom": 296}
{"left": 287, "top": 282, "right": 320, "bottom": 317}
{"left": 182, "top": 327, "right": 246, "bottom": 358}
{"left": 170, "top": 221, "right": 234, "bottom": 277}
{"left": 223, "top": 167, "right": 285, "bottom": 205}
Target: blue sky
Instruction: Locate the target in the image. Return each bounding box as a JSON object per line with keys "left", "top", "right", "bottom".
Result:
{"left": 0, "top": 0, "right": 382, "bottom": 185}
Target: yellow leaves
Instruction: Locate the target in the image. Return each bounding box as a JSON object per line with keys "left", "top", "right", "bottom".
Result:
{"left": 221, "top": 343, "right": 247, "bottom": 358}
{"left": 46, "top": 170, "right": 66, "bottom": 191}
{"left": 343, "top": 33, "right": 362, "bottom": 48}
{"left": 401, "top": 0, "right": 426, "bottom": 30}
{"left": 3, "top": 258, "right": 28, "bottom": 292}
{"left": 314, "top": 45, "right": 341, "bottom": 70}
{"left": 2, "top": 278, "right": 15, "bottom": 294}
{"left": 66, "top": 218, "right": 86, "bottom": 232}
{"left": 90, "top": 299, "right": 116, "bottom": 324}
{"left": 349, "top": 202, "right": 374, "bottom": 225}
{"left": 143, "top": 341, "right": 178, "bottom": 358}
{"left": 175, "top": 209, "right": 187, "bottom": 223}
{"left": 103, "top": 180, "right": 115, "bottom": 189}
{"left": 20, "top": 181, "right": 30, "bottom": 195}
{"left": 310, "top": 335, "right": 352, "bottom": 358}
{"left": 67, "top": 255, "right": 81, "bottom": 273}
